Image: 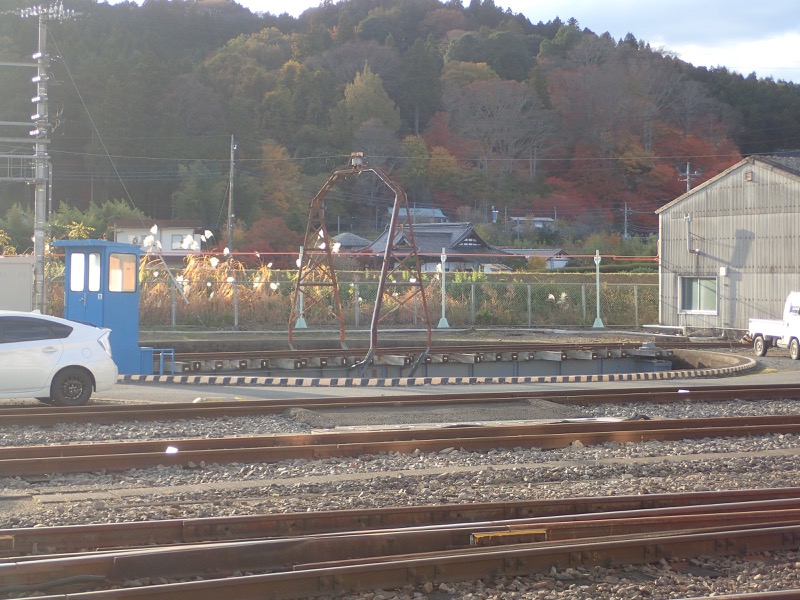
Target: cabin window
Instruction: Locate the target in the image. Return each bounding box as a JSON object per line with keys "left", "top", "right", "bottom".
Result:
{"left": 87, "top": 253, "right": 101, "bottom": 292}
{"left": 108, "top": 253, "right": 138, "bottom": 293}
{"left": 679, "top": 276, "right": 717, "bottom": 313}
{"left": 69, "top": 252, "right": 85, "bottom": 292}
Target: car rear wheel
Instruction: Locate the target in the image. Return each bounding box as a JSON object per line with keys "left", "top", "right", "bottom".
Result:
{"left": 791, "top": 339, "right": 800, "bottom": 361}
{"left": 50, "top": 367, "right": 93, "bottom": 406}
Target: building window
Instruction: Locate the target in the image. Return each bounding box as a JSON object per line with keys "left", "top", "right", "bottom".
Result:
{"left": 680, "top": 276, "right": 717, "bottom": 313}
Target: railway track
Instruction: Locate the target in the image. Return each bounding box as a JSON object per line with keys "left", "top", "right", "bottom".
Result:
{"left": 2, "top": 491, "right": 800, "bottom": 599}
{"left": 166, "top": 339, "right": 745, "bottom": 373}
{"left": 171, "top": 339, "right": 743, "bottom": 360}
{"left": 1, "top": 382, "right": 799, "bottom": 426}
{"left": 3, "top": 412, "right": 800, "bottom": 476}
{"left": 4, "top": 378, "right": 800, "bottom": 598}
{"left": 2, "top": 487, "right": 798, "bottom": 556}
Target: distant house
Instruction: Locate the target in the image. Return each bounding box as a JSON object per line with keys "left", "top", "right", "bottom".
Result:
{"left": 332, "top": 231, "right": 372, "bottom": 253}
{"left": 508, "top": 216, "right": 556, "bottom": 233}
{"left": 384, "top": 207, "right": 449, "bottom": 226}
{"left": 501, "top": 248, "right": 569, "bottom": 269}
{"left": 364, "top": 222, "right": 507, "bottom": 272}
{"left": 109, "top": 219, "right": 205, "bottom": 259}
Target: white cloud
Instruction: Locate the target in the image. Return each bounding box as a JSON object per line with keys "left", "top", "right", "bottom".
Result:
{"left": 506, "top": 0, "right": 800, "bottom": 82}
{"left": 665, "top": 32, "right": 800, "bottom": 83}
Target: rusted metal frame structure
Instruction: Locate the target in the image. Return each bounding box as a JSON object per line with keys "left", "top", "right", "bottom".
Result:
{"left": 359, "top": 161, "right": 431, "bottom": 375}
{"left": 288, "top": 154, "right": 431, "bottom": 372}
{"left": 287, "top": 165, "right": 351, "bottom": 350}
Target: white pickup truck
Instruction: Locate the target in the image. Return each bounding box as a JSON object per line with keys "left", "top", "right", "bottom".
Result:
{"left": 748, "top": 291, "right": 800, "bottom": 359}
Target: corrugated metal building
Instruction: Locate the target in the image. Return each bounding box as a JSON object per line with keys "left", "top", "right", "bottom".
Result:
{"left": 656, "top": 155, "right": 800, "bottom": 332}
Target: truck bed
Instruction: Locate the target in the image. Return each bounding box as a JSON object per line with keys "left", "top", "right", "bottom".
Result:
{"left": 748, "top": 318, "right": 786, "bottom": 338}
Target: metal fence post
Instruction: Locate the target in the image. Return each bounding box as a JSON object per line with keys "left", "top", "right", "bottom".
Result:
{"left": 634, "top": 284, "right": 639, "bottom": 327}
{"left": 354, "top": 283, "right": 360, "bottom": 328}
{"left": 470, "top": 283, "right": 476, "bottom": 325}
{"left": 233, "top": 277, "right": 239, "bottom": 328}
{"left": 581, "top": 284, "right": 587, "bottom": 324}
{"left": 171, "top": 284, "right": 176, "bottom": 328}
{"left": 527, "top": 283, "right": 532, "bottom": 327}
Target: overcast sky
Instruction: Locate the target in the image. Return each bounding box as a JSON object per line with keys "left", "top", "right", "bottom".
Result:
{"left": 238, "top": 0, "right": 800, "bottom": 83}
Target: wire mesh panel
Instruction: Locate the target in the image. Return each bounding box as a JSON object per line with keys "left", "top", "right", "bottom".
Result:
{"left": 133, "top": 278, "right": 659, "bottom": 331}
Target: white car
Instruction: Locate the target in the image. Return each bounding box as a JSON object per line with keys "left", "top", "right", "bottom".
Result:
{"left": 0, "top": 311, "right": 118, "bottom": 406}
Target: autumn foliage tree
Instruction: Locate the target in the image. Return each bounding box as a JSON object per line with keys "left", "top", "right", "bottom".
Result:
{"left": 0, "top": 0, "right": 788, "bottom": 254}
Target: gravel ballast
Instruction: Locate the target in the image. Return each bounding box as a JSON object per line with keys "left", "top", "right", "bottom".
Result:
{"left": 2, "top": 348, "right": 800, "bottom": 599}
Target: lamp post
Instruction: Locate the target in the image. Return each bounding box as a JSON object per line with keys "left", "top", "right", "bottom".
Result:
{"left": 294, "top": 246, "right": 307, "bottom": 329}
{"left": 437, "top": 247, "right": 450, "bottom": 328}
{"left": 593, "top": 250, "right": 604, "bottom": 328}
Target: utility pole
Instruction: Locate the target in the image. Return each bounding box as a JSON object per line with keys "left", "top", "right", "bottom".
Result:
{"left": 227, "top": 134, "right": 235, "bottom": 251}
{"left": 31, "top": 10, "right": 50, "bottom": 312}
{"left": 21, "top": 2, "right": 73, "bottom": 312}
{"left": 0, "top": 3, "right": 71, "bottom": 312}
{"left": 623, "top": 202, "right": 629, "bottom": 239}
{"left": 680, "top": 161, "right": 701, "bottom": 193}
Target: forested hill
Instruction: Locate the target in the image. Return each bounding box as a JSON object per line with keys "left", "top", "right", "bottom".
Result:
{"left": 0, "top": 0, "right": 798, "bottom": 254}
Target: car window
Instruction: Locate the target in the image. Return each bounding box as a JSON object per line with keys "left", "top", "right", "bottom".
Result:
{"left": 0, "top": 317, "right": 73, "bottom": 343}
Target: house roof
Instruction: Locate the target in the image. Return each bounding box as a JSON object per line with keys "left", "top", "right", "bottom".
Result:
{"left": 762, "top": 154, "right": 800, "bottom": 174}
{"left": 387, "top": 207, "right": 448, "bottom": 219}
{"left": 656, "top": 155, "right": 800, "bottom": 214}
{"left": 365, "top": 222, "right": 505, "bottom": 257}
{"left": 332, "top": 231, "right": 371, "bottom": 250}
{"left": 508, "top": 216, "right": 556, "bottom": 223}
{"left": 109, "top": 219, "right": 203, "bottom": 229}
{"left": 502, "top": 248, "right": 566, "bottom": 259}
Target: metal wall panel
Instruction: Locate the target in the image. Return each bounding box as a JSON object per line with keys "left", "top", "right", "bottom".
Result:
{"left": 658, "top": 158, "right": 800, "bottom": 331}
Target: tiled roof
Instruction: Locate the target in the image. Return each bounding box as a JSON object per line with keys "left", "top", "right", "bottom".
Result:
{"left": 389, "top": 207, "right": 448, "bottom": 219}
{"left": 333, "top": 232, "right": 371, "bottom": 249}
{"left": 109, "top": 219, "right": 202, "bottom": 228}
{"left": 764, "top": 154, "right": 800, "bottom": 174}
{"left": 365, "top": 222, "right": 504, "bottom": 256}
{"left": 502, "top": 248, "right": 565, "bottom": 258}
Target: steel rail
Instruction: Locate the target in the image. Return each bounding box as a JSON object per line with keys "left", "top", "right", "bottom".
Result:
{"left": 4, "top": 413, "right": 800, "bottom": 458}
{"left": 3, "top": 517, "right": 800, "bottom": 599}
{"left": 4, "top": 511, "right": 799, "bottom": 587}
{"left": 2, "top": 414, "right": 800, "bottom": 475}
{"left": 3, "top": 489, "right": 800, "bottom": 557}
{"left": 171, "top": 339, "right": 733, "bottom": 362}
{"left": 691, "top": 593, "right": 800, "bottom": 599}
{"left": 2, "top": 383, "right": 800, "bottom": 426}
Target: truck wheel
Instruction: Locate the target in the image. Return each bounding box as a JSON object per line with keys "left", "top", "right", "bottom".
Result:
{"left": 754, "top": 336, "right": 768, "bottom": 357}
{"left": 791, "top": 339, "right": 800, "bottom": 361}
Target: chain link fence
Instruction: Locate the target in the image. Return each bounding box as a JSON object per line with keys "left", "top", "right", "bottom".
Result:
{"left": 136, "top": 278, "right": 658, "bottom": 331}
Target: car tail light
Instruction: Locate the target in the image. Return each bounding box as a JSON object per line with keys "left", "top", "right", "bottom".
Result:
{"left": 98, "top": 329, "right": 113, "bottom": 357}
